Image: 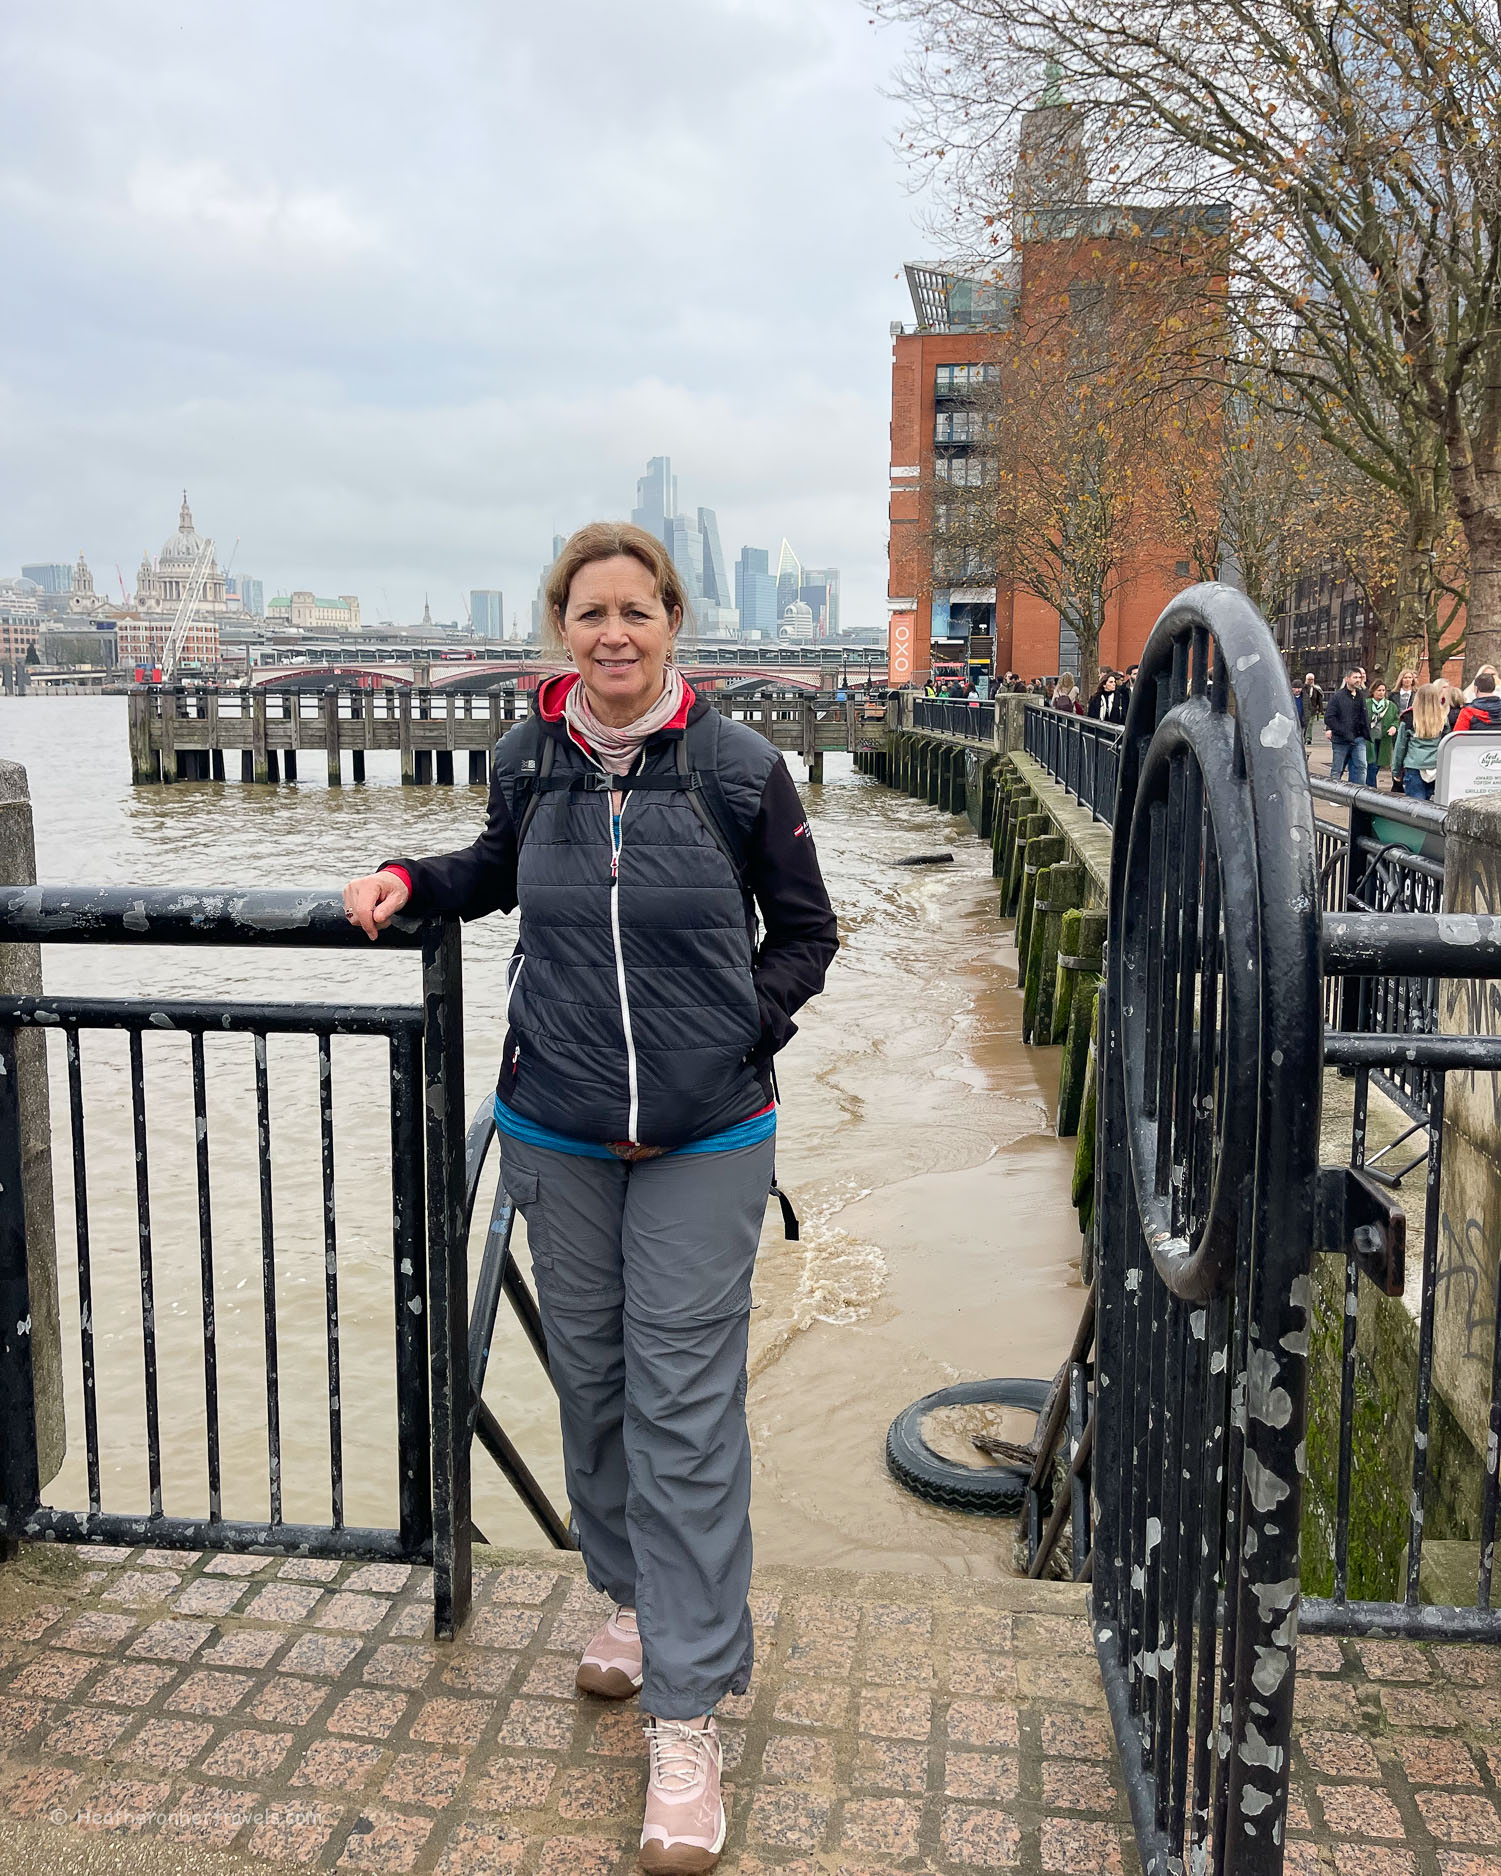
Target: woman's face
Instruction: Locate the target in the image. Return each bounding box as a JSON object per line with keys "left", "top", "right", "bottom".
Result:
{"left": 1103, "top": 677, "right": 1116, "bottom": 693}
{"left": 1371, "top": 683, "right": 1387, "bottom": 701}
{"left": 560, "top": 555, "right": 680, "bottom": 724}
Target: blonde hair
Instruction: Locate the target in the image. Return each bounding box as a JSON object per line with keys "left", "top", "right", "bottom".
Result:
{"left": 1054, "top": 673, "right": 1076, "bottom": 696}
{"left": 1411, "top": 681, "right": 1448, "bottom": 740}
{"left": 543, "top": 522, "right": 690, "bottom": 648}
{"left": 1398, "top": 669, "right": 1417, "bottom": 689}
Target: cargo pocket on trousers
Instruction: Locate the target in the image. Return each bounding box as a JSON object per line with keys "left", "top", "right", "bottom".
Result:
{"left": 501, "top": 1165, "right": 552, "bottom": 1274}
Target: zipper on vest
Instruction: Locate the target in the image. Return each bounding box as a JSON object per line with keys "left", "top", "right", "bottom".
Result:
{"left": 608, "top": 793, "right": 640, "bottom": 1141}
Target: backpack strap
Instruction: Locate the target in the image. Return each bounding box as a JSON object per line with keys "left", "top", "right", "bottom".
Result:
{"left": 674, "top": 710, "right": 752, "bottom": 884}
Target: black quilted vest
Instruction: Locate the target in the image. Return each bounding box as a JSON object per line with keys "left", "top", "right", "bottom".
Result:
{"left": 490, "top": 700, "right": 778, "bottom": 1148}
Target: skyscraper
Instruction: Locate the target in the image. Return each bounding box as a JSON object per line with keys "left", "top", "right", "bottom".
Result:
{"left": 775, "top": 540, "right": 803, "bottom": 625}
{"left": 632, "top": 457, "right": 676, "bottom": 545}
{"left": 799, "top": 567, "right": 840, "bottom": 637}
{"left": 530, "top": 535, "right": 567, "bottom": 640}
{"left": 21, "top": 564, "right": 71, "bottom": 595}
{"left": 735, "top": 548, "right": 778, "bottom": 638}
{"left": 237, "top": 576, "right": 265, "bottom": 618}
{"left": 471, "top": 589, "right": 504, "bottom": 638}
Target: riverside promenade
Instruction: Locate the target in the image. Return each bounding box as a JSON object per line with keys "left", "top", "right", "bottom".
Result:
{"left": 1, "top": 1543, "right": 1499, "bottom": 1874}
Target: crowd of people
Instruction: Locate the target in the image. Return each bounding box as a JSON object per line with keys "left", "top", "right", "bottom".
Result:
{"left": 1294, "top": 663, "right": 1501, "bottom": 799}
{"left": 911, "top": 660, "right": 1501, "bottom": 807}
{"left": 1043, "top": 665, "right": 1138, "bottom": 723}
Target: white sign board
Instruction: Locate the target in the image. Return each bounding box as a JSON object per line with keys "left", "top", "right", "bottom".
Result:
{"left": 1435, "top": 732, "right": 1501, "bottom": 805}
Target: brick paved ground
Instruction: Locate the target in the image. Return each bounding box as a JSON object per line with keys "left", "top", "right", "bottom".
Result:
{"left": 0, "top": 1543, "right": 1496, "bottom": 1875}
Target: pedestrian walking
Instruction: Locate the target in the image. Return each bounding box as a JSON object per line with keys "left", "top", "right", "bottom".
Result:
{"left": 1324, "top": 668, "right": 1371, "bottom": 785}
{"left": 1086, "top": 672, "right": 1127, "bottom": 724}
{"left": 1302, "top": 671, "right": 1324, "bottom": 746}
{"left": 1365, "top": 680, "right": 1400, "bottom": 788}
{"left": 1454, "top": 668, "right": 1501, "bottom": 731}
{"left": 341, "top": 521, "right": 839, "bottom": 1875}
{"left": 1049, "top": 673, "right": 1082, "bottom": 713}
{"left": 1392, "top": 681, "right": 1450, "bottom": 800}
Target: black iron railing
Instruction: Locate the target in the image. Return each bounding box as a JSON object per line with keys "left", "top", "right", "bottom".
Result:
{"left": 911, "top": 697, "right": 996, "bottom": 738}
{"left": 0, "top": 888, "right": 570, "bottom": 1639}
{"left": 1022, "top": 703, "right": 1123, "bottom": 824}
{"left": 1068, "top": 586, "right": 1501, "bottom": 1876}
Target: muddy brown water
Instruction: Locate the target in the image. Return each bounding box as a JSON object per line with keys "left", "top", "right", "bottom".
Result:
{"left": 1, "top": 696, "right": 1084, "bottom": 1578}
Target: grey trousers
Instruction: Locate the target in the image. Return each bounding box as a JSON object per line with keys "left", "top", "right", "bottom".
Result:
{"left": 499, "top": 1132, "right": 775, "bottom": 1720}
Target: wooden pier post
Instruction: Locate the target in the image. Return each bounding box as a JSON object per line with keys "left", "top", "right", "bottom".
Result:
{"left": 127, "top": 691, "right": 158, "bottom": 785}
{"left": 324, "top": 689, "right": 342, "bottom": 787}
{"left": 437, "top": 693, "right": 455, "bottom": 784}
{"left": 399, "top": 690, "right": 415, "bottom": 786}
{"left": 282, "top": 695, "right": 298, "bottom": 783}
{"left": 159, "top": 688, "right": 180, "bottom": 784}
{"left": 251, "top": 689, "right": 270, "bottom": 784}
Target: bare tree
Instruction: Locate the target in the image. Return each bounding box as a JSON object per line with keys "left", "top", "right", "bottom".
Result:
{"left": 875, "top": 0, "right": 1501, "bottom": 671}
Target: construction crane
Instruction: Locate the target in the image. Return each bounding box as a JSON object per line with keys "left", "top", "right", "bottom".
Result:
{"left": 160, "top": 536, "right": 216, "bottom": 681}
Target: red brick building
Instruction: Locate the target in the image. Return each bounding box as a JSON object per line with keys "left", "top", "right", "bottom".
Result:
{"left": 887, "top": 104, "right": 1226, "bottom": 687}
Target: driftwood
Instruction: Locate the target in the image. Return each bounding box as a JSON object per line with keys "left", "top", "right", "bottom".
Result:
{"left": 971, "top": 1358, "right": 1068, "bottom": 1467}
{"left": 892, "top": 852, "right": 954, "bottom": 867}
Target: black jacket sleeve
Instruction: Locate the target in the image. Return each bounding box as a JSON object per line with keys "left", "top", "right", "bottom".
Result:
{"left": 744, "top": 760, "right": 839, "bottom": 1056}
{"left": 384, "top": 770, "right": 519, "bottom": 919}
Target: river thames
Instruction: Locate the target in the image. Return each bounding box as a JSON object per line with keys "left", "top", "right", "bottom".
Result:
{"left": 1, "top": 696, "right": 1083, "bottom": 1577}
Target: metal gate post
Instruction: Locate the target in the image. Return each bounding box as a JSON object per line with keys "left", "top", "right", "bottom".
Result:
{"left": 0, "top": 1028, "right": 41, "bottom": 1550}
{"left": 423, "top": 922, "right": 472, "bottom": 1638}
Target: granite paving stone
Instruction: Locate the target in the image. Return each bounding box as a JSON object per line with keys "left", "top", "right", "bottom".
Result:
{"left": 2, "top": 1542, "right": 1492, "bottom": 1876}
{"left": 166, "top": 1668, "right": 253, "bottom": 1716}
{"left": 120, "top": 1716, "right": 215, "bottom": 1771}
{"left": 127, "top": 1618, "right": 215, "bottom": 1662}
{"left": 200, "top": 1725, "right": 294, "bottom": 1780}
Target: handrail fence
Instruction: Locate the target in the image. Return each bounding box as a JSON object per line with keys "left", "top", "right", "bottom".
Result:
{"left": 0, "top": 887, "right": 572, "bottom": 1640}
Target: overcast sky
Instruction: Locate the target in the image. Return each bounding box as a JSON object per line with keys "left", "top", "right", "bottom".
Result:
{"left": 0, "top": 0, "right": 929, "bottom": 632}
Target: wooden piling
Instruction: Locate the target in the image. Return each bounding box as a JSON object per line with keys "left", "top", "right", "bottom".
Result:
{"left": 160, "top": 688, "right": 180, "bottom": 783}
{"left": 399, "top": 691, "right": 415, "bottom": 786}
{"left": 251, "top": 690, "right": 270, "bottom": 784}
{"left": 324, "top": 690, "right": 342, "bottom": 786}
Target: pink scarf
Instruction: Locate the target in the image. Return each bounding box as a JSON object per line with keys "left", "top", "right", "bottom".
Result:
{"left": 562, "top": 667, "right": 689, "bottom": 776}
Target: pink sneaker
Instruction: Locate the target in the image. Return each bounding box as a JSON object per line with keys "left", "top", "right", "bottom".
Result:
{"left": 639, "top": 1716, "right": 726, "bottom": 1875}
{"left": 576, "top": 1606, "right": 643, "bottom": 1699}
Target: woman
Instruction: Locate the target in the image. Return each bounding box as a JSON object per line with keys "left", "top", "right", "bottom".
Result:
{"left": 1086, "top": 672, "right": 1126, "bottom": 724}
{"left": 1049, "top": 673, "right": 1082, "bottom": 713}
{"left": 1391, "top": 681, "right": 1449, "bottom": 800}
{"left": 1394, "top": 668, "right": 1417, "bottom": 717}
{"left": 343, "top": 522, "right": 838, "bottom": 1875}
{"left": 1365, "top": 679, "right": 1399, "bottom": 789}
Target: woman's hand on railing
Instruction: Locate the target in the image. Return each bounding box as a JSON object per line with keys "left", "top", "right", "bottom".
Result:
{"left": 342, "top": 871, "right": 410, "bottom": 940}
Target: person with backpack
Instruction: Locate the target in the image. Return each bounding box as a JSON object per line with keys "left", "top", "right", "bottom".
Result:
{"left": 1454, "top": 667, "right": 1501, "bottom": 732}
{"left": 341, "top": 522, "right": 837, "bottom": 1876}
{"left": 1391, "top": 681, "right": 1450, "bottom": 800}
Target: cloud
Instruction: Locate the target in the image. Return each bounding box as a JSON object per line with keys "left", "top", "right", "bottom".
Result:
{"left": 0, "top": 0, "right": 926, "bottom": 630}
{"left": 125, "top": 159, "right": 382, "bottom": 263}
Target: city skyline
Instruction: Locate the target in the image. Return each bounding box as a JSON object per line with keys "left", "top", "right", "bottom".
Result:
{"left": 1, "top": 1, "right": 930, "bottom": 645}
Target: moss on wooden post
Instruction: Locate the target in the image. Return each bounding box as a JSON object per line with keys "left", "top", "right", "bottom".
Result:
{"left": 1052, "top": 908, "right": 1107, "bottom": 1046}
{"left": 1015, "top": 835, "right": 1066, "bottom": 977}
{"left": 1070, "top": 987, "right": 1100, "bottom": 1233}
{"left": 1026, "top": 862, "right": 1084, "bottom": 1044}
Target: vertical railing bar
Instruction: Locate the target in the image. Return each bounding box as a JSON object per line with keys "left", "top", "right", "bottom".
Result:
{"left": 1187, "top": 1289, "right": 1230, "bottom": 1871}
{"left": 1403, "top": 1074, "right": 1445, "bottom": 1608}
{"left": 318, "top": 1034, "right": 344, "bottom": 1529}
{"left": 128, "top": 1030, "right": 164, "bottom": 1520}
{"left": 1142, "top": 802, "right": 1167, "bottom": 1123}
{"left": 1332, "top": 1063, "right": 1369, "bottom": 1603}
{"left": 1210, "top": 1186, "right": 1255, "bottom": 1876}
{"left": 65, "top": 1028, "right": 102, "bottom": 1517}
{"left": 1479, "top": 1250, "right": 1501, "bottom": 1610}
{"left": 1152, "top": 1298, "right": 1188, "bottom": 1829}
{"left": 391, "top": 1032, "right": 433, "bottom": 1558}
{"left": 253, "top": 1031, "right": 283, "bottom": 1526}
{"left": 189, "top": 1031, "right": 222, "bottom": 1525}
